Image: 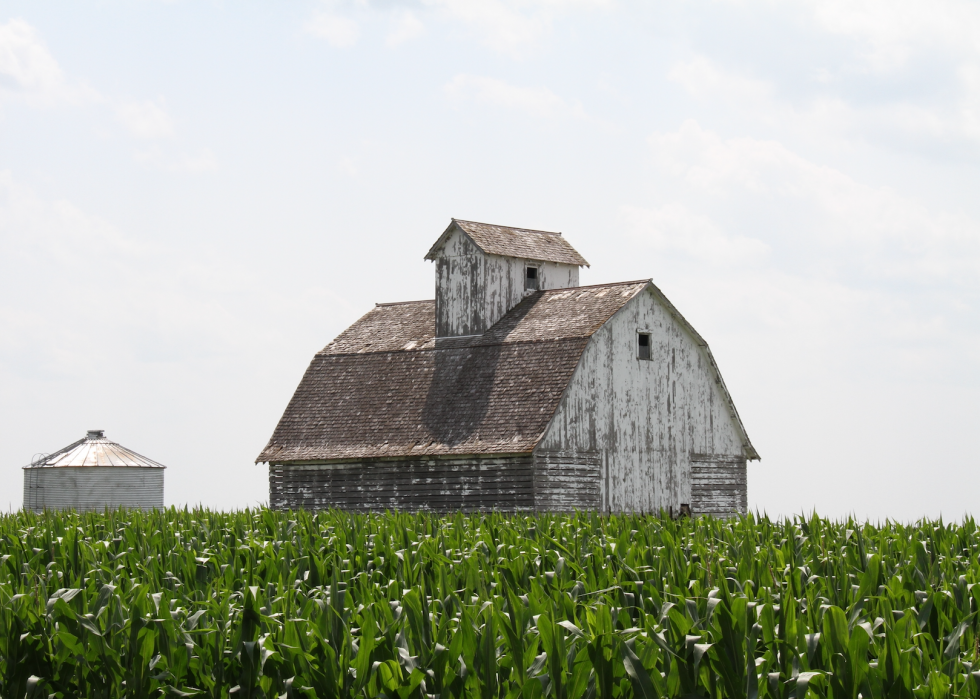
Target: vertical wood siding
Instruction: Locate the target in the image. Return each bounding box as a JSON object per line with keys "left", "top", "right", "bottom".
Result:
{"left": 435, "top": 228, "right": 579, "bottom": 338}
{"left": 22, "top": 467, "right": 164, "bottom": 512}
{"left": 270, "top": 457, "right": 535, "bottom": 512}
{"left": 537, "top": 287, "right": 745, "bottom": 514}
{"left": 691, "top": 455, "right": 747, "bottom": 517}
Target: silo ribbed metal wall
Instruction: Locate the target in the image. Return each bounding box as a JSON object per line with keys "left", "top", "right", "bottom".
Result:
{"left": 23, "top": 468, "right": 41, "bottom": 511}
{"left": 23, "top": 467, "right": 164, "bottom": 512}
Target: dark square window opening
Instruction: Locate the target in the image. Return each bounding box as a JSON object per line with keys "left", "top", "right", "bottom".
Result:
{"left": 525, "top": 266, "right": 539, "bottom": 291}
{"left": 637, "top": 333, "right": 651, "bottom": 360}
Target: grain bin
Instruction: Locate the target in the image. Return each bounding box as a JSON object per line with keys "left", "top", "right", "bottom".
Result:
{"left": 23, "top": 430, "right": 165, "bottom": 512}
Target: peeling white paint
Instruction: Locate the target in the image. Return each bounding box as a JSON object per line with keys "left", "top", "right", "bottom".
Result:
{"left": 269, "top": 223, "right": 753, "bottom": 515}
{"left": 537, "top": 287, "right": 746, "bottom": 515}
{"left": 434, "top": 227, "right": 579, "bottom": 337}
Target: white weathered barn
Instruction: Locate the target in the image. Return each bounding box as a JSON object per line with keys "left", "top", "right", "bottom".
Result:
{"left": 258, "top": 219, "right": 758, "bottom": 515}
{"left": 23, "top": 430, "right": 166, "bottom": 512}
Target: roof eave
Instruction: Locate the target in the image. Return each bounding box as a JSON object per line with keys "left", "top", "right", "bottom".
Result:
{"left": 424, "top": 218, "right": 590, "bottom": 267}
{"left": 485, "top": 251, "right": 590, "bottom": 267}
{"left": 257, "top": 450, "right": 537, "bottom": 465}
{"left": 23, "top": 464, "right": 167, "bottom": 469}
{"left": 423, "top": 219, "right": 463, "bottom": 261}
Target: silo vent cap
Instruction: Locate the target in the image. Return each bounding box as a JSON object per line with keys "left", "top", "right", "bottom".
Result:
{"left": 87, "top": 430, "right": 105, "bottom": 440}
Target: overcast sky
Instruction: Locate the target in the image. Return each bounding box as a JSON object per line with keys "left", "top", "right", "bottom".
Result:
{"left": 1, "top": 0, "right": 978, "bottom": 520}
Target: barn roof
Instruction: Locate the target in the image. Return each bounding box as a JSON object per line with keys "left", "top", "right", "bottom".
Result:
{"left": 424, "top": 219, "right": 590, "bottom": 266}
{"left": 256, "top": 280, "right": 646, "bottom": 463}
{"left": 25, "top": 430, "right": 166, "bottom": 469}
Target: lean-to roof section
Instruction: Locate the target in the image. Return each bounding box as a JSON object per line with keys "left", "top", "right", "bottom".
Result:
{"left": 322, "top": 300, "right": 436, "bottom": 355}
{"left": 425, "top": 219, "right": 590, "bottom": 267}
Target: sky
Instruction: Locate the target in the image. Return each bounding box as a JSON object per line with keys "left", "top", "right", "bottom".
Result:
{"left": 1, "top": 0, "right": 978, "bottom": 520}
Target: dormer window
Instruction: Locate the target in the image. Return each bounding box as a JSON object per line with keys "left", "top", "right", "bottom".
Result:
{"left": 525, "top": 266, "right": 539, "bottom": 291}
{"left": 637, "top": 333, "right": 651, "bottom": 360}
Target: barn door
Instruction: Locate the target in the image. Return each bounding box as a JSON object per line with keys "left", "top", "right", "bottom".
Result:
{"left": 690, "top": 454, "right": 747, "bottom": 517}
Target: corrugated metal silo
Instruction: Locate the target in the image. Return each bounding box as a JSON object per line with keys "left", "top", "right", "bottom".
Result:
{"left": 23, "top": 430, "right": 166, "bottom": 512}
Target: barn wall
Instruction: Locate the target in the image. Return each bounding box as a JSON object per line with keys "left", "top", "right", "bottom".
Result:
{"left": 23, "top": 467, "right": 165, "bottom": 512}
{"left": 691, "top": 455, "right": 747, "bottom": 517}
{"left": 537, "top": 287, "right": 745, "bottom": 514}
{"left": 270, "top": 456, "right": 536, "bottom": 512}
{"left": 532, "top": 452, "right": 601, "bottom": 511}
{"left": 435, "top": 227, "right": 579, "bottom": 338}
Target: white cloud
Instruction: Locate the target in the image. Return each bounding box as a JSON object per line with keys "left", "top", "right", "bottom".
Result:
{"left": 116, "top": 99, "right": 175, "bottom": 139}
{"left": 0, "top": 18, "right": 97, "bottom": 105}
{"left": 338, "top": 155, "right": 359, "bottom": 177}
{"left": 634, "top": 119, "right": 980, "bottom": 389}
{"left": 0, "top": 171, "right": 154, "bottom": 372}
{"left": 423, "top": 0, "right": 609, "bottom": 57}
{"left": 669, "top": 56, "right": 772, "bottom": 104}
{"left": 0, "top": 20, "right": 193, "bottom": 152}
{"left": 299, "top": 0, "right": 608, "bottom": 56}
{"left": 801, "top": 0, "right": 980, "bottom": 71}
{"left": 741, "top": 1, "right": 980, "bottom": 151}
{"left": 444, "top": 73, "right": 586, "bottom": 118}
{"left": 622, "top": 202, "right": 769, "bottom": 267}
{"left": 646, "top": 119, "right": 980, "bottom": 286}
{"left": 425, "top": 0, "right": 546, "bottom": 55}
{"left": 668, "top": 56, "right": 857, "bottom": 137}
{"left": 668, "top": 55, "right": 980, "bottom": 153}
{"left": 0, "top": 170, "right": 147, "bottom": 270}
{"left": 0, "top": 19, "right": 63, "bottom": 93}
{"left": 178, "top": 149, "right": 218, "bottom": 172}
{"left": 306, "top": 12, "right": 360, "bottom": 47}
{"left": 668, "top": 56, "right": 853, "bottom": 136}
{"left": 134, "top": 147, "right": 218, "bottom": 172}
{"left": 387, "top": 9, "right": 425, "bottom": 47}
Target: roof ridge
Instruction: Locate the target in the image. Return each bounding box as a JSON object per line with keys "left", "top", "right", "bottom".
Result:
{"left": 427, "top": 218, "right": 588, "bottom": 265}
{"left": 375, "top": 299, "right": 435, "bottom": 307}
{"left": 453, "top": 218, "right": 562, "bottom": 236}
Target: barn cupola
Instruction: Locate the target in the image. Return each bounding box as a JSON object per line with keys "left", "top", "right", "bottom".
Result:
{"left": 425, "top": 219, "right": 589, "bottom": 338}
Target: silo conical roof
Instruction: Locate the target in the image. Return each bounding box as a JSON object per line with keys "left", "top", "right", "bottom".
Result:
{"left": 27, "top": 430, "right": 166, "bottom": 469}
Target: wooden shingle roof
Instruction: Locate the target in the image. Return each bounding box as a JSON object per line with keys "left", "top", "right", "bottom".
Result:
{"left": 256, "top": 281, "right": 646, "bottom": 463}
{"left": 425, "top": 219, "right": 590, "bottom": 266}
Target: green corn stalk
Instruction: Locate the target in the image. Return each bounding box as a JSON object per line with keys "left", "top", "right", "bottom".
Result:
{"left": 7, "top": 509, "right": 980, "bottom": 698}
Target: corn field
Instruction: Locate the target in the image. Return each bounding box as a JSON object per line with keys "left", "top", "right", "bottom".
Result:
{"left": 2, "top": 509, "right": 980, "bottom": 698}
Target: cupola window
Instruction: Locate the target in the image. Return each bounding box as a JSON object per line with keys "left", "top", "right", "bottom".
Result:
{"left": 637, "top": 333, "right": 651, "bottom": 360}
{"left": 525, "top": 266, "right": 539, "bottom": 291}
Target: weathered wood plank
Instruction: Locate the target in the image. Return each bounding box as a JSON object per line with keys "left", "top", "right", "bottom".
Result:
{"left": 532, "top": 454, "right": 601, "bottom": 511}
{"left": 271, "top": 457, "right": 537, "bottom": 512}
{"left": 534, "top": 284, "right": 752, "bottom": 515}
{"left": 691, "top": 458, "right": 747, "bottom": 516}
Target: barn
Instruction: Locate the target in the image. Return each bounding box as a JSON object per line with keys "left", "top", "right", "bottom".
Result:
{"left": 23, "top": 430, "right": 166, "bottom": 512}
{"left": 257, "top": 219, "right": 758, "bottom": 515}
